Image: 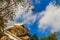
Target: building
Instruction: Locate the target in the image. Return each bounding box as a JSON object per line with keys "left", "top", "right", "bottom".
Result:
{"left": 0, "top": 23, "right": 30, "bottom": 40}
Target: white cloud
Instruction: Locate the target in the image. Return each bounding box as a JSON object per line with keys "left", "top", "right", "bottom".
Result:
{"left": 8, "top": 4, "right": 44, "bottom": 27}
{"left": 6, "top": 20, "right": 16, "bottom": 26}
{"left": 6, "top": 0, "right": 43, "bottom": 27}
{"left": 13, "top": 1, "right": 43, "bottom": 26}
{"left": 38, "top": 3, "right": 60, "bottom": 33}
{"left": 6, "top": 1, "right": 39, "bottom": 26}
{"left": 13, "top": 3, "right": 38, "bottom": 26}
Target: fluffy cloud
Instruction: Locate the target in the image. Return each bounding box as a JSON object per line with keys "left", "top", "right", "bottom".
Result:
{"left": 38, "top": 3, "right": 60, "bottom": 33}
{"left": 6, "top": 1, "right": 39, "bottom": 26}
{"left": 14, "top": 4, "right": 37, "bottom": 26}
{"left": 6, "top": 0, "right": 43, "bottom": 27}
{"left": 13, "top": 2, "right": 43, "bottom": 26}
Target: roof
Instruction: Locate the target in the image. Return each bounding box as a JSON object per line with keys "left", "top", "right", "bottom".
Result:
{"left": 4, "top": 23, "right": 30, "bottom": 40}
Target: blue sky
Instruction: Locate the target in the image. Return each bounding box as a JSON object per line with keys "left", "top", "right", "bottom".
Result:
{"left": 13, "top": 0, "right": 60, "bottom": 38}
{"left": 23, "top": 0, "right": 60, "bottom": 37}
{"left": 28, "top": 0, "right": 54, "bottom": 37}
{"left": 31, "top": 0, "right": 53, "bottom": 13}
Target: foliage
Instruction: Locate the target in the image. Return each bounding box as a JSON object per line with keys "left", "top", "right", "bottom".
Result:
{"left": 40, "top": 32, "right": 57, "bottom": 40}
{"left": 31, "top": 34, "right": 38, "bottom": 40}
{"left": 30, "top": 32, "right": 58, "bottom": 40}
{"left": 0, "top": 0, "right": 24, "bottom": 31}
{"left": 0, "top": 30, "right": 6, "bottom": 38}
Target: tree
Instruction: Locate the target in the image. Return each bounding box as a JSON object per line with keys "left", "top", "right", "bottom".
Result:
{"left": 31, "top": 34, "right": 38, "bottom": 40}
{"left": 0, "top": 0, "right": 24, "bottom": 31}
{"left": 40, "top": 32, "right": 57, "bottom": 40}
